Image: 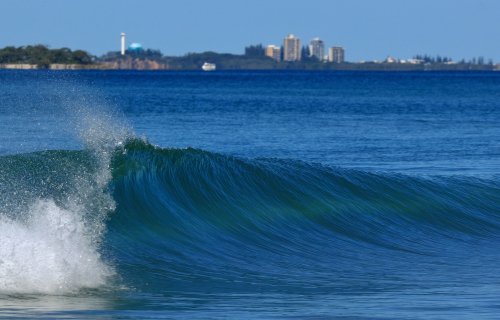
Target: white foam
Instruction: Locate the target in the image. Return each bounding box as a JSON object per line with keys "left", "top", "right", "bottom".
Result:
{"left": 0, "top": 199, "right": 113, "bottom": 294}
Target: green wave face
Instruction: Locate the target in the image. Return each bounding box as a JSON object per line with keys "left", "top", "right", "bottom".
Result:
{"left": 107, "top": 140, "right": 500, "bottom": 293}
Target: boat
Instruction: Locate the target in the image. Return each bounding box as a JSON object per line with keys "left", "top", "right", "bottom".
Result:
{"left": 202, "top": 62, "right": 216, "bottom": 71}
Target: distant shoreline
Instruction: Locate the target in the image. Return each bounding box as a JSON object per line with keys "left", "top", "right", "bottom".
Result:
{"left": 1, "top": 45, "right": 498, "bottom": 72}
{"left": 0, "top": 63, "right": 498, "bottom": 72}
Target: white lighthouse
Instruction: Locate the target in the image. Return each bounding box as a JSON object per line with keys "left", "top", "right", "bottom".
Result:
{"left": 120, "top": 32, "right": 126, "bottom": 55}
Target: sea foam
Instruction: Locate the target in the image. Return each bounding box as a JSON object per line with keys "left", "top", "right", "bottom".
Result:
{"left": 0, "top": 199, "right": 113, "bottom": 294}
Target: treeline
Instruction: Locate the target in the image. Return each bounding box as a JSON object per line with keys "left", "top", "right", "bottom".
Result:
{"left": 0, "top": 45, "right": 94, "bottom": 67}
{"left": 413, "top": 54, "right": 494, "bottom": 65}
{"left": 166, "top": 51, "right": 276, "bottom": 70}
{"left": 99, "top": 49, "right": 163, "bottom": 61}
{"left": 244, "top": 44, "right": 266, "bottom": 57}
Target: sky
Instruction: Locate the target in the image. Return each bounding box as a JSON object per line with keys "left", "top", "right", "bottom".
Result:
{"left": 0, "top": 0, "right": 498, "bottom": 62}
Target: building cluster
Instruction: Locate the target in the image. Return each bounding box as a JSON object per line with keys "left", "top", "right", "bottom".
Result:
{"left": 265, "top": 34, "right": 345, "bottom": 63}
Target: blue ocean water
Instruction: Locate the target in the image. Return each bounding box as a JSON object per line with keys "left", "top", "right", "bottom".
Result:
{"left": 0, "top": 70, "right": 500, "bottom": 319}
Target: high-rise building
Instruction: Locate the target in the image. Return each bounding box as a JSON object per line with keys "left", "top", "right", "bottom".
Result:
{"left": 283, "top": 34, "right": 301, "bottom": 62}
{"left": 309, "top": 38, "right": 324, "bottom": 61}
{"left": 328, "top": 47, "right": 345, "bottom": 63}
{"left": 265, "top": 45, "right": 281, "bottom": 62}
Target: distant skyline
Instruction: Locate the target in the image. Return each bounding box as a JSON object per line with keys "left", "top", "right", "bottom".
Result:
{"left": 1, "top": 0, "right": 499, "bottom": 62}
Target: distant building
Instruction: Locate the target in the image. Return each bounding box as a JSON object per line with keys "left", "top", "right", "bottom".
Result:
{"left": 309, "top": 38, "right": 324, "bottom": 61}
{"left": 328, "top": 47, "right": 345, "bottom": 63}
{"left": 265, "top": 45, "right": 281, "bottom": 62}
{"left": 283, "top": 34, "right": 301, "bottom": 62}
{"left": 400, "top": 58, "right": 423, "bottom": 64}
{"left": 128, "top": 43, "right": 143, "bottom": 52}
{"left": 120, "top": 32, "right": 126, "bottom": 55}
{"left": 385, "top": 56, "right": 398, "bottom": 63}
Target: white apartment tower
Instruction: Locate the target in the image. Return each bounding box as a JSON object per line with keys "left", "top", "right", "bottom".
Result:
{"left": 283, "top": 34, "right": 301, "bottom": 62}
{"left": 265, "top": 45, "right": 281, "bottom": 62}
{"left": 309, "top": 38, "right": 324, "bottom": 61}
{"left": 328, "top": 46, "right": 345, "bottom": 63}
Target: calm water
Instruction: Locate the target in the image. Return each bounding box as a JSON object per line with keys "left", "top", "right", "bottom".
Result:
{"left": 0, "top": 70, "right": 500, "bottom": 319}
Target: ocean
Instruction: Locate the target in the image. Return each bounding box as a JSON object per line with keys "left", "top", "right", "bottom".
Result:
{"left": 0, "top": 70, "right": 500, "bottom": 319}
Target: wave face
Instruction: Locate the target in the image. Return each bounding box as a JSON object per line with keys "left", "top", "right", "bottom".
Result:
{"left": 105, "top": 140, "right": 500, "bottom": 294}
{"left": 2, "top": 139, "right": 500, "bottom": 300}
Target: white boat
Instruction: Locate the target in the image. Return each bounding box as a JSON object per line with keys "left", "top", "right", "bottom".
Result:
{"left": 202, "top": 62, "right": 216, "bottom": 71}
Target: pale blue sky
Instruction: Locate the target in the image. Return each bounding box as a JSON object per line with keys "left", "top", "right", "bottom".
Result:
{"left": 0, "top": 0, "right": 498, "bottom": 62}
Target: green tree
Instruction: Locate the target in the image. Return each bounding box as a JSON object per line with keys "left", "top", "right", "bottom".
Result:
{"left": 71, "top": 50, "right": 93, "bottom": 64}
{"left": 300, "top": 46, "right": 312, "bottom": 61}
{"left": 244, "top": 44, "right": 265, "bottom": 57}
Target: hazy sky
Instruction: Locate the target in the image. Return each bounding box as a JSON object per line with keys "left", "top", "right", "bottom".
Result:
{"left": 1, "top": 0, "right": 498, "bottom": 62}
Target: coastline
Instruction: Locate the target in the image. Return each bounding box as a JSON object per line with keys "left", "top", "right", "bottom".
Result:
{"left": 1, "top": 62, "right": 499, "bottom": 71}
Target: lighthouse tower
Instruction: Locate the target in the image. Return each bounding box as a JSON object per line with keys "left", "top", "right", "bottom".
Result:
{"left": 120, "top": 32, "right": 126, "bottom": 55}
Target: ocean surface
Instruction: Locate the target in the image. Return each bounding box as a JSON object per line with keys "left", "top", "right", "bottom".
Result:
{"left": 0, "top": 70, "right": 500, "bottom": 319}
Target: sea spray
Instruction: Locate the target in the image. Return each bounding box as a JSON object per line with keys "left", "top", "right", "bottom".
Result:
{"left": 0, "top": 152, "right": 118, "bottom": 294}
{"left": 0, "top": 152, "right": 118, "bottom": 295}
{"left": 0, "top": 82, "right": 132, "bottom": 294}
